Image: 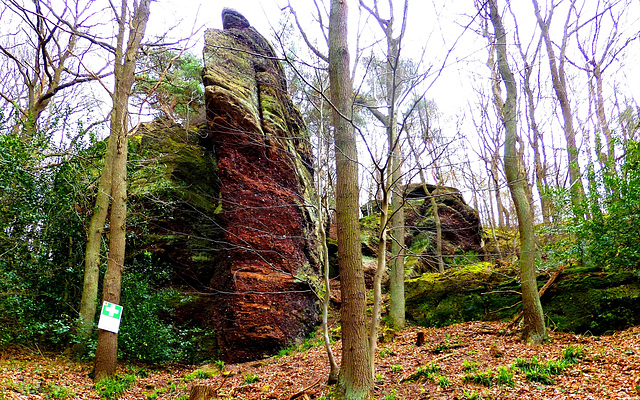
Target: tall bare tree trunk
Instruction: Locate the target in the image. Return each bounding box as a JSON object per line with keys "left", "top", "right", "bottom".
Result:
{"left": 517, "top": 36, "right": 553, "bottom": 225}
{"left": 319, "top": 196, "right": 339, "bottom": 383}
{"left": 329, "top": 0, "right": 372, "bottom": 397}
{"left": 315, "top": 87, "right": 339, "bottom": 384}
{"left": 430, "top": 189, "right": 444, "bottom": 273}
{"left": 358, "top": 0, "right": 409, "bottom": 330}
{"left": 488, "top": 0, "right": 546, "bottom": 345}
{"left": 532, "top": 0, "right": 586, "bottom": 216}
{"left": 93, "top": 0, "right": 151, "bottom": 382}
{"left": 490, "top": 151, "right": 508, "bottom": 228}
{"left": 388, "top": 122, "right": 405, "bottom": 328}
{"left": 407, "top": 136, "right": 444, "bottom": 272}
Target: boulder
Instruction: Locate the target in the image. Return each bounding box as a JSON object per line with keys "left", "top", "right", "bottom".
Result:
{"left": 405, "top": 263, "right": 640, "bottom": 335}
{"left": 359, "top": 183, "right": 484, "bottom": 275}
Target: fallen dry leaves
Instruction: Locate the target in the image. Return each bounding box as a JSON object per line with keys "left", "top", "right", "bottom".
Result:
{"left": 1, "top": 321, "right": 639, "bottom": 399}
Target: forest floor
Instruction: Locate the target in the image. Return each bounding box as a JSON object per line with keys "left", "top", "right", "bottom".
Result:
{"left": 1, "top": 321, "right": 639, "bottom": 400}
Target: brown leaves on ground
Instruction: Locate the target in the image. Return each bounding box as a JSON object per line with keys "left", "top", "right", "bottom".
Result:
{"left": 1, "top": 321, "right": 638, "bottom": 399}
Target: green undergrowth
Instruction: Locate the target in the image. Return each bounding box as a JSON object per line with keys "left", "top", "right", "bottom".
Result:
{"left": 402, "top": 362, "right": 449, "bottom": 387}
{"left": 276, "top": 329, "right": 325, "bottom": 358}
{"left": 94, "top": 373, "right": 137, "bottom": 399}
{"left": 461, "top": 345, "right": 585, "bottom": 388}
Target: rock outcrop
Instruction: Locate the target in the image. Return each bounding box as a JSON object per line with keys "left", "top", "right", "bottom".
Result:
{"left": 200, "top": 9, "right": 321, "bottom": 362}
{"left": 360, "top": 183, "right": 484, "bottom": 276}
{"left": 127, "top": 9, "right": 322, "bottom": 363}
{"left": 405, "top": 263, "right": 640, "bottom": 335}
{"left": 403, "top": 183, "right": 483, "bottom": 274}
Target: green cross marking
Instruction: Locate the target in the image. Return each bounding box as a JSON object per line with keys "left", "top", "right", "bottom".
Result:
{"left": 102, "top": 302, "right": 122, "bottom": 319}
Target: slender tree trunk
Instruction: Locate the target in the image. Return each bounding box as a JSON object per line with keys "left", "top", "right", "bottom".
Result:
{"left": 407, "top": 137, "right": 444, "bottom": 272}
{"left": 520, "top": 49, "right": 552, "bottom": 225}
{"left": 329, "top": 0, "right": 372, "bottom": 397}
{"left": 316, "top": 90, "right": 339, "bottom": 384}
{"left": 488, "top": 0, "right": 546, "bottom": 345}
{"left": 430, "top": 189, "right": 444, "bottom": 273}
{"left": 319, "top": 196, "right": 339, "bottom": 383}
{"left": 592, "top": 63, "right": 615, "bottom": 170}
{"left": 491, "top": 152, "right": 507, "bottom": 228}
{"left": 358, "top": 0, "right": 408, "bottom": 331}
{"left": 73, "top": 141, "right": 114, "bottom": 355}
{"left": 93, "top": 100, "right": 128, "bottom": 382}
{"left": 369, "top": 185, "right": 388, "bottom": 378}
{"left": 386, "top": 32, "right": 405, "bottom": 331}
{"left": 388, "top": 114, "right": 405, "bottom": 328}
{"left": 93, "top": 0, "right": 151, "bottom": 382}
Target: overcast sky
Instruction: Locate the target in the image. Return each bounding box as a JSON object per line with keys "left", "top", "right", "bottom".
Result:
{"left": 147, "top": 0, "right": 640, "bottom": 211}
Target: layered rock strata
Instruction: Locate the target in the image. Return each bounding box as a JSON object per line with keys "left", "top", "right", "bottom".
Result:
{"left": 200, "top": 9, "right": 321, "bottom": 362}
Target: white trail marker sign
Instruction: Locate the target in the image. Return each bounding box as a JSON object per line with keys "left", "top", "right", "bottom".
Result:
{"left": 97, "top": 301, "right": 123, "bottom": 333}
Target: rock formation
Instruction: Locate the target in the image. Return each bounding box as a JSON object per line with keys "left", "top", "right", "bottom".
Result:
{"left": 200, "top": 9, "right": 321, "bottom": 362}
{"left": 404, "top": 263, "right": 640, "bottom": 335}
{"left": 404, "top": 183, "right": 482, "bottom": 251}
{"left": 128, "top": 9, "right": 322, "bottom": 363}
{"left": 360, "top": 183, "right": 484, "bottom": 276}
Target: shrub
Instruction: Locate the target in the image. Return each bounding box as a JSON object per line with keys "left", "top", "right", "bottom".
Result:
{"left": 43, "top": 384, "right": 74, "bottom": 400}
{"left": 514, "top": 357, "right": 569, "bottom": 384}
{"left": 562, "top": 345, "right": 585, "bottom": 363}
{"left": 243, "top": 373, "right": 259, "bottom": 384}
{"left": 495, "top": 366, "right": 514, "bottom": 387}
{"left": 463, "top": 360, "right": 478, "bottom": 372}
{"left": 438, "top": 375, "right": 451, "bottom": 388}
{"left": 182, "top": 369, "right": 217, "bottom": 383}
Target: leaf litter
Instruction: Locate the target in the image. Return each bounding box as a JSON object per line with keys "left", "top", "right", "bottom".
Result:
{"left": 0, "top": 321, "right": 638, "bottom": 399}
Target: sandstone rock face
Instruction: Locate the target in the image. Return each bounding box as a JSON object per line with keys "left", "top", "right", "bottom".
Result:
{"left": 200, "top": 9, "right": 321, "bottom": 362}
{"left": 404, "top": 183, "right": 483, "bottom": 275}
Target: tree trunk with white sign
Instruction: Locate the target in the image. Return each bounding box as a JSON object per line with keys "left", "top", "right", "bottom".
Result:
{"left": 93, "top": 0, "right": 151, "bottom": 382}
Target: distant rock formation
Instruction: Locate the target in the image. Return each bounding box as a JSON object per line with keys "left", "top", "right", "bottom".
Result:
{"left": 200, "top": 9, "right": 321, "bottom": 362}
{"left": 360, "top": 183, "right": 484, "bottom": 275}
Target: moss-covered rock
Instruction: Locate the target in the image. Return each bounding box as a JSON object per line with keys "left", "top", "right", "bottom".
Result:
{"left": 543, "top": 269, "right": 640, "bottom": 334}
{"left": 405, "top": 263, "right": 640, "bottom": 335}
{"left": 360, "top": 183, "right": 484, "bottom": 276}
{"left": 405, "top": 262, "right": 519, "bottom": 327}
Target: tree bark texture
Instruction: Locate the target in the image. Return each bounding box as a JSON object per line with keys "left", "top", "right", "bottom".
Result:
{"left": 488, "top": 0, "right": 546, "bottom": 345}
{"left": 359, "top": 0, "right": 408, "bottom": 331}
{"left": 329, "top": 0, "right": 373, "bottom": 397}
{"left": 388, "top": 88, "right": 406, "bottom": 330}
{"left": 319, "top": 197, "right": 339, "bottom": 383}
{"left": 74, "top": 138, "right": 114, "bottom": 355}
{"left": 369, "top": 188, "right": 388, "bottom": 378}
{"left": 189, "top": 385, "right": 217, "bottom": 400}
{"left": 430, "top": 192, "right": 444, "bottom": 273}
